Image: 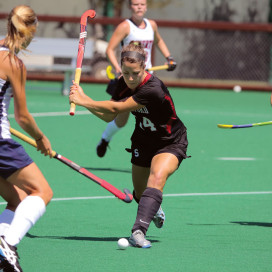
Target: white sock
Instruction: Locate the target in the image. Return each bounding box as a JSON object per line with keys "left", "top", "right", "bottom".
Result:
{"left": 4, "top": 196, "right": 46, "bottom": 246}
{"left": 0, "top": 209, "right": 15, "bottom": 236}
{"left": 102, "top": 120, "right": 121, "bottom": 142}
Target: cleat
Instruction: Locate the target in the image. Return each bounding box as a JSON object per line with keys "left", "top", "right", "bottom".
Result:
{"left": 96, "top": 139, "right": 109, "bottom": 157}
{"left": 128, "top": 230, "right": 151, "bottom": 248}
{"left": 0, "top": 236, "right": 22, "bottom": 271}
{"left": 153, "top": 206, "right": 165, "bottom": 228}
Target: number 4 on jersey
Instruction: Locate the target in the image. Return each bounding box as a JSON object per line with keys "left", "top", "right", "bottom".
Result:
{"left": 139, "top": 117, "right": 157, "bottom": 131}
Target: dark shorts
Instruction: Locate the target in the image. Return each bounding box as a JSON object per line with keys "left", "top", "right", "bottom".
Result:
{"left": 129, "top": 131, "right": 190, "bottom": 168}
{"left": 0, "top": 138, "right": 33, "bottom": 179}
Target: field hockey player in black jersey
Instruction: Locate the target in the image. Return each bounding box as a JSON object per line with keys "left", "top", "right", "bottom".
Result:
{"left": 69, "top": 41, "right": 189, "bottom": 248}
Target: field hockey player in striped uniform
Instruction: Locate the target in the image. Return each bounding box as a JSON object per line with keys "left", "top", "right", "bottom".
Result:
{"left": 0, "top": 5, "right": 53, "bottom": 271}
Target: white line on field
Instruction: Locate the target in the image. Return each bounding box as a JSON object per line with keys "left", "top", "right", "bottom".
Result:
{"left": 216, "top": 157, "right": 257, "bottom": 161}
{"left": 163, "top": 191, "right": 272, "bottom": 197}
{"left": 8, "top": 111, "right": 91, "bottom": 118}
{"left": 1, "top": 191, "right": 271, "bottom": 205}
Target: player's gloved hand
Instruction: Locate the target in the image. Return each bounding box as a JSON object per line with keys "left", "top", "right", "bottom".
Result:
{"left": 166, "top": 56, "right": 177, "bottom": 71}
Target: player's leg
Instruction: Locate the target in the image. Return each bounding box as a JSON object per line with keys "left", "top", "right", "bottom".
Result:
{"left": 5, "top": 162, "right": 53, "bottom": 244}
{"left": 131, "top": 164, "right": 149, "bottom": 201}
{"left": 0, "top": 178, "right": 27, "bottom": 236}
{"left": 96, "top": 112, "right": 130, "bottom": 157}
{"left": 129, "top": 153, "right": 179, "bottom": 248}
{"left": 147, "top": 152, "right": 179, "bottom": 190}
{"left": 131, "top": 163, "right": 165, "bottom": 227}
{"left": 0, "top": 163, "right": 53, "bottom": 271}
{"left": 129, "top": 164, "right": 151, "bottom": 248}
{"left": 148, "top": 153, "right": 179, "bottom": 227}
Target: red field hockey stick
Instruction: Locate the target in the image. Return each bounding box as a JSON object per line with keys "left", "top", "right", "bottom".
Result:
{"left": 10, "top": 128, "right": 133, "bottom": 203}
{"left": 70, "top": 10, "right": 96, "bottom": 116}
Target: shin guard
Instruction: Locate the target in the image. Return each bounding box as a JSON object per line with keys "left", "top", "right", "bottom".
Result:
{"left": 132, "top": 187, "right": 162, "bottom": 235}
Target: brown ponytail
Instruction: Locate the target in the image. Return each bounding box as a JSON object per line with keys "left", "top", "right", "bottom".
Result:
{"left": 121, "top": 41, "right": 146, "bottom": 68}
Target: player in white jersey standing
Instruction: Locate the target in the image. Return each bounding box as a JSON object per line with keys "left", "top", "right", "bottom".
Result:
{"left": 96, "top": 0, "right": 176, "bottom": 158}
{"left": 0, "top": 5, "right": 53, "bottom": 271}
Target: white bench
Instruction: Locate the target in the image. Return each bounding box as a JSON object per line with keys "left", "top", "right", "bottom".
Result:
{"left": 18, "top": 37, "right": 94, "bottom": 95}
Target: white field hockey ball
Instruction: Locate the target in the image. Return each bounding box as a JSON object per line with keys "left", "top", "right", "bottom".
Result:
{"left": 117, "top": 238, "right": 129, "bottom": 250}
{"left": 233, "top": 85, "right": 242, "bottom": 93}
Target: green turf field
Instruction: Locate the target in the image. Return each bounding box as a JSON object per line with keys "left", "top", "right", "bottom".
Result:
{"left": 2, "top": 81, "right": 272, "bottom": 271}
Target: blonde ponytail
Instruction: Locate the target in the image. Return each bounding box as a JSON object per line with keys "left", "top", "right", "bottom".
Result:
{"left": 5, "top": 5, "right": 37, "bottom": 57}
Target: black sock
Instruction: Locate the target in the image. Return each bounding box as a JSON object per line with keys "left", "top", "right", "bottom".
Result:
{"left": 132, "top": 187, "right": 162, "bottom": 235}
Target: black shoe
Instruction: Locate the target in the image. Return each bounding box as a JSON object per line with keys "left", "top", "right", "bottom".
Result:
{"left": 0, "top": 236, "right": 22, "bottom": 271}
{"left": 96, "top": 139, "right": 109, "bottom": 157}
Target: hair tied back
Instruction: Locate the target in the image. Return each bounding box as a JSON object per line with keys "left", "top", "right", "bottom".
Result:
{"left": 11, "top": 14, "right": 29, "bottom": 36}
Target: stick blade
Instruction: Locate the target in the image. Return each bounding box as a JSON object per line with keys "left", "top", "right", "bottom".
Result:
{"left": 122, "top": 188, "right": 133, "bottom": 203}
{"left": 217, "top": 124, "right": 233, "bottom": 128}
{"left": 80, "top": 10, "right": 96, "bottom": 25}
{"left": 106, "top": 65, "right": 116, "bottom": 80}
{"left": 218, "top": 123, "right": 254, "bottom": 129}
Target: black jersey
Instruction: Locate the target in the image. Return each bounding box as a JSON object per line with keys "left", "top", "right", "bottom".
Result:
{"left": 112, "top": 73, "right": 186, "bottom": 145}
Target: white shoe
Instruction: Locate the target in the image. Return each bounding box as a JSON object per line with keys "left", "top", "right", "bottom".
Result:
{"left": 128, "top": 230, "right": 151, "bottom": 248}
{"left": 153, "top": 206, "right": 165, "bottom": 228}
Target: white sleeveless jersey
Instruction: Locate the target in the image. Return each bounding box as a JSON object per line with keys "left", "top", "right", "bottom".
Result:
{"left": 0, "top": 47, "right": 12, "bottom": 139}
{"left": 122, "top": 18, "right": 154, "bottom": 69}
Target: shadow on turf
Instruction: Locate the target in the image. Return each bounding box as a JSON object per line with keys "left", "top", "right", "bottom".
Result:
{"left": 84, "top": 167, "right": 131, "bottom": 174}
{"left": 231, "top": 221, "right": 272, "bottom": 228}
{"left": 26, "top": 233, "right": 159, "bottom": 243}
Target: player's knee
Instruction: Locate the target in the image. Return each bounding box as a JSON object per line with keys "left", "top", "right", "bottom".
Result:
{"left": 43, "top": 186, "right": 53, "bottom": 205}
{"left": 34, "top": 184, "right": 53, "bottom": 205}
{"left": 148, "top": 172, "right": 165, "bottom": 190}
{"left": 115, "top": 120, "right": 128, "bottom": 128}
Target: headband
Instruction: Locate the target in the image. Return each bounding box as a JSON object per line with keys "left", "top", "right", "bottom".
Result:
{"left": 121, "top": 51, "right": 145, "bottom": 62}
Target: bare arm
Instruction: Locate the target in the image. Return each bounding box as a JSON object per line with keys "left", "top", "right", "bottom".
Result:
{"left": 106, "top": 21, "right": 130, "bottom": 74}
{"left": 7, "top": 56, "right": 53, "bottom": 157}
{"left": 150, "top": 20, "right": 171, "bottom": 58}
{"left": 150, "top": 20, "right": 176, "bottom": 71}
{"left": 69, "top": 81, "right": 143, "bottom": 122}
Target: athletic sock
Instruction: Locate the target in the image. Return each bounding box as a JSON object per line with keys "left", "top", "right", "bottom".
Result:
{"left": 101, "top": 120, "right": 121, "bottom": 142}
{"left": 4, "top": 196, "right": 46, "bottom": 246}
{"left": 0, "top": 209, "right": 15, "bottom": 236}
{"left": 132, "top": 187, "right": 163, "bottom": 235}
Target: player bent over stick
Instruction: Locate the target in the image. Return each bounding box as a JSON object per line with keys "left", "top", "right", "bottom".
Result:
{"left": 96, "top": 0, "right": 176, "bottom": 158}
{"left": 0, "top": 5, "right": 53, "bottom": 271}
{"left": 70, "top": 42, "right": 190, "bottom": 248}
